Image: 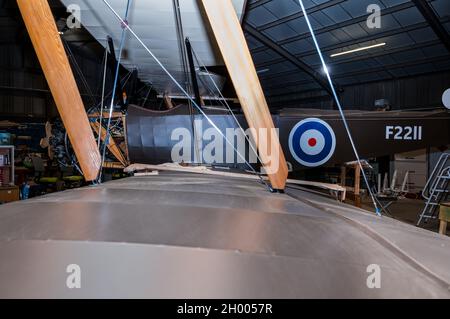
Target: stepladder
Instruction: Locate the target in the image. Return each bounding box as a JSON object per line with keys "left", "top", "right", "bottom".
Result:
{"left": 417, "top": 153, "right": 450, "bottom": 226}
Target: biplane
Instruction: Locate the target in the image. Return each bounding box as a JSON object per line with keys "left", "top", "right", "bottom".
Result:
{"left": 0, "top": 0, "right": 449, "bottom": 298}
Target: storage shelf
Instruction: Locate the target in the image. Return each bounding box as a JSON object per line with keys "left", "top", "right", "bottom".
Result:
{"left": 0, "top": 146, "right": 15, "bottom": 185}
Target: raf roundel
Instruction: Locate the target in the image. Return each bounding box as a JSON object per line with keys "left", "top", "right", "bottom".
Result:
{"left": 288, "top": 118, "right": 336, "bottom": 167}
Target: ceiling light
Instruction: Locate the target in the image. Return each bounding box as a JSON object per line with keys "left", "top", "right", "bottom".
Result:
{"left": 330, "top": 43, "right": 386, "bottom": 58}
{"left": 256, "top": 68, "right": 270, "bottom": 74}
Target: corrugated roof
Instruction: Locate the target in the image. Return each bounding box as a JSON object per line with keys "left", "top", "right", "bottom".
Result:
{"left": 245, "top": 0, "right": 450, "bottom": 101}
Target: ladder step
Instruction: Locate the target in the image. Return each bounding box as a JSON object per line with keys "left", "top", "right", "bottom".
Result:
{"left": 420, "top": 215, "right": 437, "bottom": 219}
{"left": 420, "top": 163, "right": 450, "bottom": 226}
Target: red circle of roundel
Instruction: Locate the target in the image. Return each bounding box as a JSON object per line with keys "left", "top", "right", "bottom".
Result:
{"left": 308, "top": 138, "right": 317, "bottom": 147}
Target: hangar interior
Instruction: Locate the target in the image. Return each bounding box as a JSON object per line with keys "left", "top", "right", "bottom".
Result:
{"left": 0, "top": 0, "right": 449, "bottom": 299}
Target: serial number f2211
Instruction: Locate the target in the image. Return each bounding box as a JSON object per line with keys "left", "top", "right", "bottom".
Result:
{"left": 386, "top": 125, "right": 422, "bottom": 141}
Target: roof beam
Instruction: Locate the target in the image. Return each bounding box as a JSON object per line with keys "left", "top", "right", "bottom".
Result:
{"left": 333, "top": 55, "right": 448, "bottom": 79}
{"left": 411, "top": 0, "right": 450, "bottom": 54}
{"left": 254, "top": 17, "right": 449, "bottom": 61}
{"left": 253, "top": 2, "right": 414, "bottom": 50}
{"left": 326, "top": 40, "right": 441, "bottom": 67}
{"left": 256, "top": 0, "right": 346, "bottom": 31}
{"left": 248, "top": 0, "right": 271, "bottom": 10}
{"left": 245, "top": 24, "right": 337, "bottom": 100}
{"left": 258, "top": 39, "right": 443, "bottom": 83}
{"left": 264, "top": 54, "right": 448, "bottom": 95}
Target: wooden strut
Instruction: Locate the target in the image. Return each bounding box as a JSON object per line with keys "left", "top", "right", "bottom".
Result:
{"left": 88, "top": 112, "right": 124, "bottom": 119}
{"left": 102, "top": 162, "right": 127, "bottom": 169}
{"left": 200, "top": 0, "right": 288, "bottom": 190}
{"left": 90, "top": 121, "right": 128, "bottom": 167}
{"left": 122, "top": 115, "right": 130, "bottom": 162}
{"left": 17, "top": 0, "right": 101, "bottom": 181}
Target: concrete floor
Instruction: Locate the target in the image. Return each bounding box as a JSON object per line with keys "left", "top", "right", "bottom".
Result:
{"left": 356, "top": 197, "right": 449, "bottom": 236}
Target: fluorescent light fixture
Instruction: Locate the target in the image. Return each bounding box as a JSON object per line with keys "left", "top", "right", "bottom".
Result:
{"left": 256, "top": 68, "right": 270, "bottom": 74}
{"left": 330, "top": 42, "right": 386, "bottom": 58}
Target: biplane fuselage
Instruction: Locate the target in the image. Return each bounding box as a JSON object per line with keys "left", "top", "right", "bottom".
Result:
{"left": 125, "top": 104, "right": 450, "bottom": 170}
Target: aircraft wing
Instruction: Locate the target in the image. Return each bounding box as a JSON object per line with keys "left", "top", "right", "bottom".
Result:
{"left": 59, "top": 0, "right": 246, "bottom": 95}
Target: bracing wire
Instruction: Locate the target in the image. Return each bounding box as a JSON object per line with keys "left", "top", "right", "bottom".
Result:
{"left": 98, "top": 0, "right": 133, "bottom": 183}
{"left": 102, "top": 0, "right": 273, "bottom": 191}
{"left": 297, "top": 0, "right": 381, "bottom": 215}
{"left": 141, "top": 84, "right": 153, "bottom": 107}
{"left": 98, "top": 42, "right": 109, "bottom": 148}
{"left": 190, "top": 46, "right": 265, "bottom": 167}
{"left": 86, "top": 69, "right": 134, "bottom": 115}
{"left": 62, "top": 40, "right": 97, "bottom": 107}
{"left": 194, "top": 62, "right": 264, "bottom": 167}
{"left": 94, "top": 46, "right": 107, "bottom": 102}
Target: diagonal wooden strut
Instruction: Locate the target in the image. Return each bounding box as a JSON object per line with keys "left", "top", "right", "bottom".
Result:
{"left": 90, "top": 121, "right": 127, "bottom": 167}
{"left": 200, "top": 0, "right": 288, "bottom": 190}
{"left": 17, "top": 0, "right": 101, "bottom": 181}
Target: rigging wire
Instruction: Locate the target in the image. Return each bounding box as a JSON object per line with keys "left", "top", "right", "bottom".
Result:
{"left": 297, "top": 0, "right": 381, "bottom": 216}
{"left": 190, "top": 46, "right": 265, "bottom": 166}
{"left": 94, "top": 45, "right": 107, "bottom": 103}
{"left": 64, "top": 132, "right": 83, "bottom": 176}
{"left": 193, "top": 60, "right": 262, "bottom": 166}
{"left": 102, "top": 0, "right": 273, "bottom": 191}
{"left": 98, "top": 42, "right": 109, "bottom": 148}
{"left": 86, "top": 69, "right": 134, "bottom": 115}
{"left": 62, "top": 39, "right": 97, "bottom": 107}
{"left": 98, "top": 0, "right": 133, "bottom": 183}
{"left": 141, "top": 84, "right": 153, "bottom": 107}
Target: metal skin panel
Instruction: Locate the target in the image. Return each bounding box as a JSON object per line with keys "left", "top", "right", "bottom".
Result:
{"left": 0, "top": 172, "right": 449, "bottom": 298}
{"left": 127, "top": 104, "right": 248, "bottom": 166}
{"left": 126, "top": 105, "right": 450, "bottom": 169}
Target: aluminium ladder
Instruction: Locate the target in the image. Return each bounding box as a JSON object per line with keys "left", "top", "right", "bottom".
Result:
{"left": 417, "top": 152, "right": 450, "bottom": 226}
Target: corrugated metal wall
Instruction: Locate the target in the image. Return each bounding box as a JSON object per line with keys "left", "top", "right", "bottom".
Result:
{"left": 268, "top": 71, "right": 450, "bottom": 110}
{"left": 0, "top": 43, "right": 48, "bottom": 119}
{"left": 340, "top": 72, "right": 450, "bottom": 110}
{"left": 0, "top": 42, "right": 106, "bottom": 121}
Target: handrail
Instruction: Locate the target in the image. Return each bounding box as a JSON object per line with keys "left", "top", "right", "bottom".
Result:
{"left": 422, "top": 153, "right": 450, "bottom": 200}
